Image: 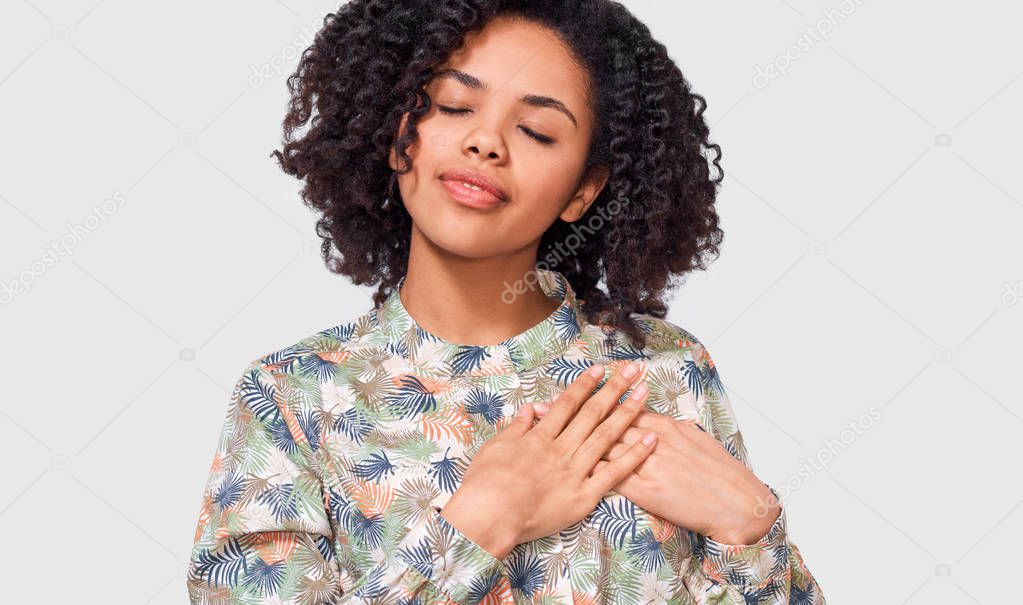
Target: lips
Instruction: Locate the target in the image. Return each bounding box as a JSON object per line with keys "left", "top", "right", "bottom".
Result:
{"left": 439, "top": 168, "right": 509, "bottom": 202}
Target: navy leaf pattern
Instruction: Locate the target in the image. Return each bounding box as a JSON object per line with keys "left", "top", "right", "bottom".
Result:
{"left": 256, "top": 483, "right": 300, "bottom": 522}
{"left": 191, "top": 538, "right": 248, "bottom": 588}
{"left": 590, "top": 496, "right": 638, "bottom": 550}
{"left": 354, "top": 451, "right": 397, "bottom": 483}
{"left": 451, "top": 345, "right": 489, "bottom": 376}
{"left": 390, "top": 374, "right": 438, "bottom": 418}
{"left": 188, "top": 269, "right": 824, "bottom": 604}
{"left": 464, "top": 388, "right": 504, "bottom": 425}
{"left": 239, "top": 368, "right": 279, "bottom": 423}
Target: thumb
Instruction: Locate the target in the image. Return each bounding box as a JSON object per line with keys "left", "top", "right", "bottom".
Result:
{"left": 506, "top": 401, "right": 536, "bottom": 435}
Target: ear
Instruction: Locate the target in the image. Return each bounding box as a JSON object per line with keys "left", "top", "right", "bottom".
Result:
{"left": 560, "top": 163, "right": 610, "bottom": 222}
{"left": 388, "top": 112, "right": 411, "bottom": 173}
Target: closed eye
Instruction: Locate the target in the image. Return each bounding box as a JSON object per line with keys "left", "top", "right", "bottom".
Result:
{"left": 436, "top": 106, "right": 555, "bottom": 146}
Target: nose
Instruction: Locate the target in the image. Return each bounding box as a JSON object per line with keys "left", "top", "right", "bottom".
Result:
{"left": 462, "top": 123, "right": 506, "bottom": 162}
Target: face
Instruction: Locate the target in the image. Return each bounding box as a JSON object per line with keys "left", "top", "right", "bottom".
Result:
{"left": 389, "top": 16, "right": 609, "bottom": 260}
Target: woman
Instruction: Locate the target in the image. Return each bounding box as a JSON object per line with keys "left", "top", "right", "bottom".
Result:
{"left": 187, "top": 1, "right": 826, "bottom": 603}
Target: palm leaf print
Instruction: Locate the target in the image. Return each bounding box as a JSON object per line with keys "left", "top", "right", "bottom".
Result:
{"left": 682, "top": 359, "right": 702, "bottom": 401}
{"left": 385, "top": 335, "right": 410, "bottom": 360}
{"left": 297, "top": 352, "right": 337, "bottom": 382}
{"left": 193, "top": 496, "right": 213, "bottom": 543}
{"left": 389, "top": 374, "right": 438, "bottom": 418}
{"left": 589, "top": 497, "right": 638, "bottom": 549}
{"left": 352, "top": 565, "right": 388, "bottom": 599}
{"left": 353, "top": 450, "right": 397, "bottom": 483}
{"left": 191, "top": 537, "right": 249, "bottom": 588}
{"left": 553, "top": 303, "right": 582, "bottom": 343}
{"left": 333, "top": 406, "right": 375, "bottom": 444}
{"left": 451, "top": 344, "right": 489, "bottom": 375}
{"left": 296, "top": 408, "right": 322, "bottom": 452}
{"left": 547, "top": 357, "right": 592, "bottom": 386}
{"left": 467, "top": 569, "right": 506, "bottom": 605}
{"left": 340, "top": 374, "right": 390, "bottom": 418}
{"left": 420, "top": 405, "right": 474, "bottom": 445}
{"left": 704, "top": 361, "right": 725, "bottom": 395}
{"left": 256, "top": 483, "right": 300, "bottom": 521}
{"left": 186, "top": 269, "right": 827, "bottom": 603}
{"left": 397, "top": 536, "right": 437, "bottom": 581}
{"left": 240, "top": 368, "right": 279, "bottom": 423}
{"left": 790, "top": 581, "right": 817, "bottom": 605}
{"left": 428, "top": 446, "right": 467, "bottom": 493}
{"left": 606, "top": 342, "right": 650, "bottom": 361}
{"left": 213, "top": 472, "right": 246, "bottom": 510}
{"left": 317, "top": 320, "right": 356, "bottom": 341}
{"left": 245, "top": 557, "right": 287, "bottom": 597}
{"left": 251, "top": 531, "right": 298, "bottom": 565}
{"left": 645, "top": 364, "right": 690, "bottom": 416}
{"left": 506, "top": 551, "right": 546, "bottom": 600}
{"left": 314, "top": 534, "right": 334, "bottom": 564}
{"left": 650, "top": 513, "right": 676, "bottom": 543}
{"left": 464, "top": 388, "right": 504, "bottom": 425}
{"left": 260, "top": 346, "right": 309, "bottom": 373}
{"left": 348, "top": 507, "right": 385, "bottom": 549}
{"left": 327, "top": 487, "right": 354, "bottom": 533}
{"left": 391, "top": 477, "right": 440, "bottom": 527}
{"left": 351, "top": 479, "right": 395, "bottom": 518}
{"left": 268, "top": 418, "right": 297, "bottom": 454}
{"left": 627, "top": 528, "right": 665, "bottom": 573}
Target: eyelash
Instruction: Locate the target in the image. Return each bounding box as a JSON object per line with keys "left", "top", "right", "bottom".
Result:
{"left": 437, "top": 106, "right": 555, "bottom": 145}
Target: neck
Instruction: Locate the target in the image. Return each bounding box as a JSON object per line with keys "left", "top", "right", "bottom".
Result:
{"left": 400, "top": 232, "right": 560, "bottom": 347}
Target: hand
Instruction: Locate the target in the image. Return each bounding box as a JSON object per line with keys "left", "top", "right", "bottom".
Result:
{"left": 439, "top": 362, "right": 658, "bottom": 559}
{"left": 534, "top": 405, "right": 781, "bottom": 545}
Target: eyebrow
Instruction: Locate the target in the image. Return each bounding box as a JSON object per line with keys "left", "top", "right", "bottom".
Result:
{"left": 432, "top": 68, "right": 578, "bottom": 128}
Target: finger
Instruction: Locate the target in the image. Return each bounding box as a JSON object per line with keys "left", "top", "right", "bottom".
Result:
{"left": 601, "top": 440, "right": 631, "bottom": 461}
{"left": 586, "top": 428, "right": 657, "bottom": 494}
{"left": 677, "top": 417, "right": 709, "bottom": 433}
{"left": 572, "top": 381, "right": 649, "bottom": 473}
{"left": 502, "top": 400, "right": 536, "bottom": 437}
{"left": 618, "top": 425, "right": 687, "bottom": 455}
{"left": 530, "top": 363, "right": 606, "bottom": 441}
{"left": 557, "top": 363, "right": 644, "bottom": 451}
{"left": 593, "top": 454, "right": 654, "bottom": 483}
{"left": 589, "top": 459, "right": 644, "bottom": 489}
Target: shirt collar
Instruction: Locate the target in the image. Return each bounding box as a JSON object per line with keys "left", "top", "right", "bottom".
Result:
{"left": 375, "top": 268, "right": 586, "bottom": 375}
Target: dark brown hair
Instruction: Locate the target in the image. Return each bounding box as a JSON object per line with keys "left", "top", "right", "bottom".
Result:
{"left": 272, "top": 0, "right": 724, "bottom": 350}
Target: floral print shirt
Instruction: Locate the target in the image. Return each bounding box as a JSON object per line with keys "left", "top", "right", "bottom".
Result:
{"left": 187, "top": 268, "right": 825, "bottom": 604}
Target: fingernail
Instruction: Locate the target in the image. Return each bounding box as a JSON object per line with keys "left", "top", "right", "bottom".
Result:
{"left": 588, "top": 364, "right": 604, "bottom": 378}
{"left": 515, "top": 405, "right": 529, "bottom": 416}
{"left": 642, "top": 432, "right": 657, "bottom": 446}
{"left": 621, "top": 363, "right": 638, "bottom": 379}
{"left": 631, "top": 383, "right": 648, "bottom": 399}
{"left": 533, "top": 402, "right": 550, "bottom": 414}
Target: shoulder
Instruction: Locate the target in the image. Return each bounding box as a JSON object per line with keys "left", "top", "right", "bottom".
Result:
{"left": 594, "top": 311, "right": 714, "bottom": 369}
{"left": 238, "top": 304, "right": 382, "bottom": 387}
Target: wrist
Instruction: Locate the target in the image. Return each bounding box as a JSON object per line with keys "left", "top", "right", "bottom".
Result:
{"left": 708, "top": 483, "right": 781, "bottom": 545}
{"left": 439, "top": 493, "right": 519, "bottom": 560}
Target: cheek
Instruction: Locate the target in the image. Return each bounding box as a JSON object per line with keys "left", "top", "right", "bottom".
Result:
{"left": 509, "top": 158, "right": 580, "bottom": 219}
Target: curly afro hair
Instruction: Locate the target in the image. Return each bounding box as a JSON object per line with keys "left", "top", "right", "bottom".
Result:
{"left": 271, "top": 0, "right": 724, "bottom": 350}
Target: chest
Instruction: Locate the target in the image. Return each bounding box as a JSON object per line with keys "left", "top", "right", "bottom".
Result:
{"left": 312, "top": 358, "right": 705, "bottom": 603}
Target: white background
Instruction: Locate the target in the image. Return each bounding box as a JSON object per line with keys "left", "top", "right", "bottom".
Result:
{"left": 1, "top": 1, "right": 1020, "bottom": 603}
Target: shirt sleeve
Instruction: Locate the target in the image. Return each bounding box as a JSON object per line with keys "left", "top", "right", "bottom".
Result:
{"left": 691, "top": 343, "right": 827, "bottom": 605}
{"left": 186, "top": 361, "right": 505, "bottom": 604}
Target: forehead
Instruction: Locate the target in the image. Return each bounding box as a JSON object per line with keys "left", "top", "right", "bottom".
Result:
{"left": 432, "top": 17, "right": 592, "bottom": 115}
